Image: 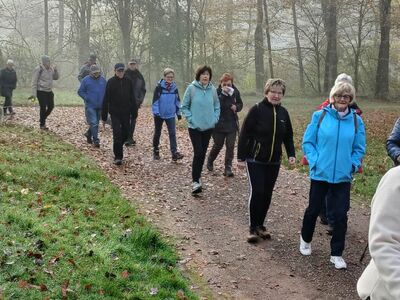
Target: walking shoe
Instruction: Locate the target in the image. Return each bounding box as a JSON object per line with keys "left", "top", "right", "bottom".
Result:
{"left": 223, "top": 166, "right": 234, "bottom": 177}
{"left": 113, "top": 159, "right": 123, "bottom": 165}
{"left": 153, "top": 149, "right": 160, "bottom": 160}
{"left": 247, "top": 229, "right": 259, "bottom": 243}
{"left": 191, "top": 181, "right": 202, "bottom": 194}
{"left": 172, "top": 152, "right": 184, "bottom": 162}
{"left": 299, "top": 235, "right": 312, "bottom": 256}
{"left": 255, "top": 226, "right": 271, "bottom": 240}
{"left": 93, "top": 141, "right": 100, "bottom": 148}
{"left": 40, "top": 125, "right": 49, "bottom": 131}
{"left": 330, "top": 256, "right": 347, "bottom": 269}
{"left": 84, "top": 131, "right": 92, "bottom": 144}
{"left": 124, "top": 138, "right": 135, "bottom": 146}
{"left": 206, "top": 160, "right": 214, "bottom": 171}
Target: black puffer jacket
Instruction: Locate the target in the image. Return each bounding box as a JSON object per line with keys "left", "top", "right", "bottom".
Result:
{"left": 124, "top": 69, "right": 146, "bottom": 106}
{"left": 102, "top": 75, "right": 137, "bottom": 120}
{"left": 237, "top": 99, "right": 295, "bottom": 163}
{"left": 0, "top": 68, "right": 17, "bottom": 97}
{"left": 215, "top": 84, "right": 243, "bottom": 133}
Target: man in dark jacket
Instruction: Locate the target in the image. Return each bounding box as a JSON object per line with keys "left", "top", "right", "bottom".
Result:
{"left": 78, "top": 54, "right": 97, "bottom": 82}
{"left": 386, "top": 118, "right": 400, "bottom": 166}
{"left": 124, "top": 58, "right": 146, "bottom": 146}
{"left": 102, "top": 63, "right": 138, "bottom": 165}
{"left": 0, "top": 59, "right": 17, "bottom": 115}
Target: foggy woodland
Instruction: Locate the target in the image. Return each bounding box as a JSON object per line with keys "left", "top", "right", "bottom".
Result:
{"left": 0, "top": 0, "right": 399, "bottom": 99}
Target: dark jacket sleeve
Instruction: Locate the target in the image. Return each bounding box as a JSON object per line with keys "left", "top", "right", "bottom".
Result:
{"left": 101, "top": 81, "right": 110, "bottom": 121}
{"left": 130, "top": 79, "right": 138, "bottom": 118}
{"left": 237, "top": 105, "right": 257, "bottom": 161}
{"left": 234, "top": 87, "right": 243, "bottom": 113}
{"left": 386, "top": 118, "right": 400, "bottom": 166}
{"left": 283, "top": 109, "right": 296, "bottom": 158}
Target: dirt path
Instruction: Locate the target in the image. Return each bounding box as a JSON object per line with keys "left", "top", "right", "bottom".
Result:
{"left": 12, "top": 107, "right": 371, "bottom": 299}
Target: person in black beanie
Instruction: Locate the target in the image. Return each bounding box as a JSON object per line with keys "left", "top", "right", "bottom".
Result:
{"left": 102, "top": 63, "right": 137, "bottom": 165}
{"left": 124, "top": 58, "right": 146, "bottom": 146}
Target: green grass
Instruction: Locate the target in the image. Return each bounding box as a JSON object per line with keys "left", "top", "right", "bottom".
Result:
{"left": 0, "top": 124, "right": 197, "bottom": 299}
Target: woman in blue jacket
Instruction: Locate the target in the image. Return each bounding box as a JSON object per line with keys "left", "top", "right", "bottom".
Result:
{"left": 152, "top": 68, "right": 184, "bottom": 161}
{"left": 181, "top": 65, "right": 220, "bottom": 194}
{"left": 386, "top": 118, "right": 400, "bottom": 166}
{"left": 299, "top": 81, "right": 366, "bottom": 270}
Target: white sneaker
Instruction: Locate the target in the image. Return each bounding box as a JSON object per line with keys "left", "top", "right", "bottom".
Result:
{"left": 299, "top": 235, "right": 312, "bottom": 256}
{"left": 330, "top": 256, "right": 347, "bottom": 269}
{"left": 191, "top": 181, "right": 202, "bottom": 194}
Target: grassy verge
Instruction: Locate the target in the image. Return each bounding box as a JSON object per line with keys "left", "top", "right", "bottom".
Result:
{"left": 0, "top": 124, "right": 196, "bottom": 299}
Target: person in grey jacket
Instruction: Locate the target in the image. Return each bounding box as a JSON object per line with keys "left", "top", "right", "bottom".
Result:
{"left": 357, "top": 166, "right": 400, "bottom": 299}
{"left": 0, "top": 59, "right": 17, "bottom": 115}
{"left": 31, "top": 55, "right": 59, "bottom": 130}
{"left": 78, "top": 54, "right": 97, "bottom": 82}
{"left": 386, "top": 118, "right": 400, "bottom": 166}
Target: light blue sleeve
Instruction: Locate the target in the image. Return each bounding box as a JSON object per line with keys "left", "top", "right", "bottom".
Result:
{"left": 302, "top": 112, "right": 320, "bottom": 170}
{"left": 181, "top": 85, "right": 193, "bottom": 122}
{"left": 212, "top": 87, "right": 220, "bottom": 124}
{"left": 351, "top": 116, "right": 366, "bottom": 171}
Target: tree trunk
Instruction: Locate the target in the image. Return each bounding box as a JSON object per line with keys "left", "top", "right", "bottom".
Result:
{"left": 77, "top": 0, "right": 91, "bottom": 66}
{"left": 321, "top": 0, "right": 337, "bottom": 93}
{"left": 263, "top": 0, "right": 273, "bottom": 78}
{"left": 375, "top": 0, "right": 391, "bottom": 100}
{"left": 224, "top": 0, "right": 234, "bottom": 69}
{"left": 185, "top": 0, "right": 192, "bottom": 81}
{"left": 44, "top": 0, "right": 49, "bottom": 55}
{"left": 354, "top": 0, "right": 366, "bottom": 91}
{"left": 255, "top": 0, "right": 265, "bottom": 92}
{"left": 117, "top": 0, "right": 132, "bottom": 62}
{"left": 175, "top": 0, "right": 185, "bottom": 81}
{"left": 58, "top": 0, "right": 65, "bottom": 52}
{"left": 292, "top": 0, "right": 305, "bottom": 90}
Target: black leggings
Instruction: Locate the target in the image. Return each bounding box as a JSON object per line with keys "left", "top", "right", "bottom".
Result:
{"left": 37, "top": 90, "right": 54, "bottom": 126}
{"left": 188, "top": 128, "right": 213, "bottom": 182}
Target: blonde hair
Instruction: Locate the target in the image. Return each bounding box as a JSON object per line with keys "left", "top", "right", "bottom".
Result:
{"left": 264, "top": 78, "right": 286, "bottom": 95}
{"left": 163, "top": 68, "right": 174, "bottom": 77}
{"left": 329, "top": 82, "right": 356, "bottom": 104}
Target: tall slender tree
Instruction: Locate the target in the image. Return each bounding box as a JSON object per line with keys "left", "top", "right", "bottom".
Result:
{"left": 44, "top": 0, "right": 49, "bottom": 54}
{"left": 321, "top": 0, "right": 337, "bottom": 92}
{"left": 263, "top": 0, "right": 273, "bottom": 78}
{"left": 292, "top": 0, "right": 304, "bottom": 90}
{"left": 255, "top": 0, "right": 265, "bottom": 92}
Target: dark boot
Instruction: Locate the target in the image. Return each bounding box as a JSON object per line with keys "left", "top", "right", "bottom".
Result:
{"left": 223, "top": 165, "right": 234, "bottom": 177}
{"left": 153, "top": 148, "right": 160, "bottom": 160}
{"left": 206, "top": 159, "right": 214, "bottom": 171}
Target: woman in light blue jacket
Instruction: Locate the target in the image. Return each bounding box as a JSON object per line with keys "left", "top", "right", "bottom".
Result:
{"left": 299, "top": 81, "right": 366, "bottom": 270}
{"left": 181, "top": 65, "right": 220, "bottom": 194}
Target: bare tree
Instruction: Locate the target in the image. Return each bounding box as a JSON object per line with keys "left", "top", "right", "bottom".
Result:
{"left": 44, "top": 0, "right": 49, "bottom": 54}
{"left": 255, "top": 0, "right": 265, "bottom": 92}
{"left": 58, "top": 0, "right": 65, "bottom": 52}
{"left": 263, "top": 0, "right": 273, "bottom": 78}
{"left": 375, "top": 0, "right": 391, "bottom": 99}
{"left": 291, "top": 0, "right": 304, "bottom": 90}
{"left": 321, "top": 0, "right": 337, "bottom": 92}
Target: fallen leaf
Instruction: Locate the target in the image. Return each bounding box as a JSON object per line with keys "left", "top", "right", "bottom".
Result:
{"left": 61, "top": 280, "right": 69, "bottom": 299}
{"left": 121, "top": 270, "right": 129, "bottom": 279}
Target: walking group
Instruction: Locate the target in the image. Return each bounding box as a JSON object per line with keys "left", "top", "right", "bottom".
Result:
{"left": 2, "top": 54, "right": 400, "bottom": 299}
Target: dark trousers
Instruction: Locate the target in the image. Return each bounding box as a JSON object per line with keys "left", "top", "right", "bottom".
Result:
{"left": 153, "top": 116, "right": 177, "bottom": 155}
{"left": 127, "top": 113, "right": 137, "bottom": 141}
{"left": 246, "top": 160, "right": 280, "bottom": 229}
{"left": 301, "top": 180, "right": 351, "bottom": 256}
{"left": 188, "top": 128, "right": 213, "bottom": 182}
{"left": 3, "top": 94, "right": 13, "bottom": 113}
{"left": 37, "top": 91, "right": 54, "bottom": 126}
{"left": 111, "top": 114, "right": 130, "bottom": 160}
{"left": 208, "top": 131, "right": 236, "bottom": 167}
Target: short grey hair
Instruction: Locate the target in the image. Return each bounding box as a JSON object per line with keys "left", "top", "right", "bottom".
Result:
{"left": 264, "top": 78, "right": 286, "bottom": 95}
{"left": 163, "top": 68, "right": 174, "bottom": 77}
{"left": 335, "top": 73, "right": 353, "bottom": 85}
{"left": 329, "top": 82, "right": 356, "bottom": 104}
{"left": 6, "top": 59, "right": 14, "bottom": 65}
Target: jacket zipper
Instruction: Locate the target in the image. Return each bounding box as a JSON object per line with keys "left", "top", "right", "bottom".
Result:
{"left": 333, "top": 118, "right": 340, "bottom": 182}
{"left": 268, "top": 106, "right": 277, "bottom": 162}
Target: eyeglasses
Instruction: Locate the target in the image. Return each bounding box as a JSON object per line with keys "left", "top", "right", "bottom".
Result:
{"left": 334, "top": 94, "right": 352, "bottom": 101}
{"left": 116, "top": 69, "right": 124, "bottom": 73}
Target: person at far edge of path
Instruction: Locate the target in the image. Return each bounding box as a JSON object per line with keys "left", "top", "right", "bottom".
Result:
{"left": 77, "top": 65, "right": 106, "bottom": 148}
{"left": 207, "top": 72, "right": 243, "bottom": 177}
{"left": 357, "top": 166, "right": 400, "bottom": 300}
{"left": 102, "top": 63, "right": 138, "bottom": 166}
{"left": 78, "top": 53, "right": 97, "bottom": 82}
{"left": 181, "top": 65, "right": 220, "bottom": 195}
{"left": 237, "top": 78, "right": 295, "bottom": 243}
{"left": 386, "top": 117, "right": 400, "bottom": 166}
{"left": 151, "top": 68, "right": 184, "bottom": 162}
{"left": 31, "top": 55, "right": 59, "bottom": 130}
{"left": 0, "top": 59, "right": 17, "bottom": 116}
{"left": 299, "top": 81, "right": 366, "bottom": 270}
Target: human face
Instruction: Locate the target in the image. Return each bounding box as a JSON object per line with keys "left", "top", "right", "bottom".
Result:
{"left": 333, "top": 93, "right": 352, "bottom": 112}
{"left": 128, "top": 63, "right": 137, "bottom": 71}
{"left": 164, "top": 73, "right": 174, "bottom": 83}
{"left": 115, "top": 68, "right": 124, "bottom": 78}
{"left": 199, "top": 71, "right": 210, "bottom": 85}
{"left": 265, "top": 85, "right": 284, "bottom": 105}
{"left": 221, "top": 80, "right": 232, "bottom": 93}
{"left": 91, "top": 72, "right": 101, "bottom": 79}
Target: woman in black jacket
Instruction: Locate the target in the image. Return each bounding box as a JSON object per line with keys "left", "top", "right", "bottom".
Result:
{"left": 237, "top": 78, "right": 296, "bottom": 243}
{"left": 207, "top": 73, "right": 243, "bottom": 176}
{"left": 0, "top": 59, "right": 17, "bottom": 115}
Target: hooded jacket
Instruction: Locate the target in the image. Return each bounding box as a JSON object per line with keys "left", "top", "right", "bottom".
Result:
{"left": 151, "top": 79, "right": 181, "bottom": 119}
{"left": 215, "top": 84, "right": 243, "bottom": 133}
{"left": 31, "top": 65, "right": 59, "bottom": 97}
{"left": 357, "top": 166, "right": 400, "bottom": 300}
{"left": 237, "top": 99, "right": 295, "bottom": 163}
{"left": 101, "top": 75, "right": 137, "bottom": 120}
{"left": 181, "top": 80, "right": 220, "bottom": 131}
{"left": 77, "top": 75, "right": 106, "bottom": 109}
{"left": 302, "top": 105, "right": 366, "bottom": 183}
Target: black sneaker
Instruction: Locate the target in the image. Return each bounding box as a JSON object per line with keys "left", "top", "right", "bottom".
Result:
{"left": 172, "top": 152, "right": 184, "bottom": 162}
{"left": 206, "top": 160, "right": 214, "bottom": 171}
{"left": 84, "top": 131, "right": 92, "bottom": 144}
{"left": 153, "top": 150, "right": 160, "bottom": 160}
{"left": 255, "top": 226, "right": 271, "bottom": 240}
{"left": 40, "top": 125, "right": 49, "bottom": 131}
{"left": 93, "top": 141, "right": 100, "bottom": 148}
{"left": 113, "top": 159, "right": 123, "bottom": 165}
{"left": 223, "top": 166, "right": 234, "bottom": 177}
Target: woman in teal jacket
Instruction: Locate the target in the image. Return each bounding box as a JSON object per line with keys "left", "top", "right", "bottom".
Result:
{"left": 181, "top": 65, "right": 220, "bottom": 194}
{"left": 299, "top": 81, "right": 366, "bottom": 270}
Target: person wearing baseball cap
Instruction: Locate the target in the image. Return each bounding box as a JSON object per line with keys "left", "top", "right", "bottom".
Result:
{"left": 101, "top": 63, "right": 138, "bottom": 165}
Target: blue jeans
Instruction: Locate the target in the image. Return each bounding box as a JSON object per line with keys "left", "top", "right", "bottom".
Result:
{"left": 301, "top": 180, "right": 351, "bottom": 256}
{"left": 85, "top": 107, "right": 101, "bottom": 143}
{"left": 153, "top": 116, "right": 177, "bottom": 155}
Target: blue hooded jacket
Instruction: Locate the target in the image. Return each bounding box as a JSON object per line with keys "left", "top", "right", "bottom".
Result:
{"left": 302, "top": 105, "right": 366, "bottom": 183}
{"left": 151, "top": 79, "right": 180, "bottom": 119}
{"left": 78, "top": 75, "right": 106, "bottom": 109}
{"left": 181, "top": 80, "right": 220, "bottom": 131}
